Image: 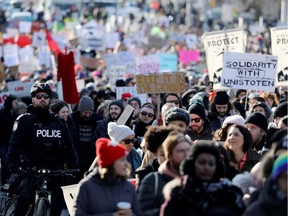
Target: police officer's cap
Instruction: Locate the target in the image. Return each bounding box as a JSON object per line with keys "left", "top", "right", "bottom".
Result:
{"left": 30, "top": 83, "right": 52, "bottom": 97}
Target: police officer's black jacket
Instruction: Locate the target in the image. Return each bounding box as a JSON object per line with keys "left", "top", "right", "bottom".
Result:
{"left": 7, "top": 105, "right": 78, "bottom": 172}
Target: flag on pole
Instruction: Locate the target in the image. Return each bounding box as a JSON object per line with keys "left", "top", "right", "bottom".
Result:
{"left": 45, "top": 29, "right": 60, "bottom": 56}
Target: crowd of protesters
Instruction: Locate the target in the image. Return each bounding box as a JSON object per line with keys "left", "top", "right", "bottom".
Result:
{"left": 0, "top": 0, "right": 287, "bottom": 216}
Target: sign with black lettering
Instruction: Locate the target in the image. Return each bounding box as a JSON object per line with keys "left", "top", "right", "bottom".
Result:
{"left": 222, "top": 52, "right": 277, "bottom": 92}
{"left": 270, "top": 27, "right": 288, "bottom": 87}
{"left": 136, "top": 72, "right": 186, "bottom": 94}
{"left": 203, "top": 28, "right": 245, "bottom": 89}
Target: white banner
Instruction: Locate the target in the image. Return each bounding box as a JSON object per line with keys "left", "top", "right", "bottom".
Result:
{"left": 19, "top": 21, "right": 32, "bottom": 34}
{"left": 270, "top": 26, "right": 288, "bottom": 86}
{"left": 136, "top": 55, "right": 160, "bottom": 74}
{"left": 32, "top": 31, "right": 46, "bottom": 48}
{"left": 7, "top": 79, "right": 34, "bottom": 98}
{"left": 116, "top": 86, "right": 147, "bottom": 105}
{"left": 109, "top": 65, "right": 126, "bottom": 87}
{"left": 222, "top": 52, "right": 277, "bottom": 92}
{"left": 203, "top": 28, "right": 246, "bottom": 89}
{"left": 3, "top": 44, "right": 19, "bottom": 67}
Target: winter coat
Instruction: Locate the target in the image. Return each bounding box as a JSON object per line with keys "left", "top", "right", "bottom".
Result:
{"left": 243, "top": 178, "right": 287, "bottom": 216}
{"left": 135, "top": 158, "right": 160, "bottom": 187}
{"left": 187, "top": 119, "right": 213, "bottom": 141}
{"left": 241, "top": 149, "right": 262, "bottom": 172}
{"left": 7, "top": 105, "right": 78, "bottom": 171}
{"left": 73, "top": 170, "right": 143, "bottom": 216}
{"left": 160, "top": 177, "right": 245, "bottom": 216}
{"left": 92, "top": 117, "right": 111, "bottom": 142}
{"left": 127, "top": 148, "right": 142, "bottom": 178}
{"left": 137, "top": 161, "right": 179, "bottom": 216}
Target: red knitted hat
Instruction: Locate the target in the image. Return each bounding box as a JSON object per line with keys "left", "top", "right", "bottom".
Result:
{"left": 96, "top": 138, "right": 127, "bottom": 168}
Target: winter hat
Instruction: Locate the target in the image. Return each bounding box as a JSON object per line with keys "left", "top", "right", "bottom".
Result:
{"left": 271, "top": 151, "right": 288, "bottom": 181}
{"left": 121, "top": 92, "right": 132, "bottom": 100}
{"left": 108, "top": 122, "right": 135, "bottom": 143}
{"left": 252, "top": 101, "right": 272, "bottom": 119}
{"left": 188, "top": 103, "right": 206, "bottom": 120}
{"left": 274, "top": 101, "right": 288, "bottom": 119}
{"left": 96, "top": 138, "right": 127, "bottom": 168}
{"left": 78, "top": 96, "right": 94, "bottom": 112}
{"left": 232, "top": 101, "right": 246, "bottom": 119}
{"left": 109, "top": 99, "right": 124, "bottom": 112}
{"left": 223, "top": 115, "right": 245, "bottom": 127}
{"left": 127, "top": 97, "right": 142, "bottom": 107}
{"left": 245, "top": 112, "right": 268, "bottom": 132}
{"left": 274, "top": 135, "right": 288, "bottom": 155}
{"left": 232, "top": 172, "right": 257, "bottom": 194}
{"left": 213, "top": 91, "right": 230, "bottom": 105}
{"left": 165, "top": 107, "right": 190, "bottom": 126}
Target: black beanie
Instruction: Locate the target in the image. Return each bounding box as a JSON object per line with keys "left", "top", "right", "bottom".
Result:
{"left": 165, "top": 107, "right": 190, "bottom": 126}
{"left": 274, "top": 101, "right": 288, "bottom": 119}
{"left": 109, "top": 99, "right": 124, "bottom": 112}
{"left": 245, "top": 112, "right": 268, "bottom": 132}
{"left": 214, "top": 91, "right": 230, "bottom": 105}
{"left": 127, "top": 97, "right": 142, "bottom": 107}
{"left": 188, "top": 103, "right": 206, "bottom": 120}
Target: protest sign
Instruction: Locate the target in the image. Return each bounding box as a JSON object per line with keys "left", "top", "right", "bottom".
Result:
{"left": 185, "top": 34, "right": 198, "bottom": 49}
{"left": 0, "top": 92, "right": 10, "bottom": 109}
{"left": 103, "top": 51, "right": 135, "bottom": 75}
{"left": 32, "top": 31, "right": 46, "bottom": 48}
{"left": 3, "top": 44, "right": 19, "bottom": 67}
{"left": 203, "top": 28, "right": 246, "bottom": 89}
{"left": 19, "top": 21, "right": 32, "bottom": 34}
{"left": 105, "top": 32, "right": 120, "bottom": 49}
{"left": 109, "top": 65, "right": 126, "bottom": 87}
{"left": 157, "top": 54, "right": 178, "bottom": 72}
{"left": 80, "top": 56, "right": 98, "bottom": 69}
{"left": 136, "top": 72, "right": 186, "bottom": 94}
{"left": 148, "top": 35, "right": 166, "bottom": 50}
{"left": 222, "top": 52, "right": 277, "bottom": 92}
{"left": 270, "top": 26, "right": 288, "bottom": 86}
{"left": 179, "top": 50, "right": 200, "bottom": 66}
{"left": 18, "top": 58, "right": 37, "bottom": 74}
{"left": 136, "top": 55, "right": 160, "bottom": 74}
{"left": 38, "top": 46, "right": 51, "bottom": 68}
{"left": 7, "top": 79, "right": 34, "bottom": 98}
{"left": 116, "top": 104, "right": 134, "bottom": 125}
{"left": 19, "top": 46, "right": 34, "bottom": 62}
{"left": 116, "top": 86, "right": 147, "bottom": 105}
{"left": 76, "top": 79, "right": 85, "bottom": 93}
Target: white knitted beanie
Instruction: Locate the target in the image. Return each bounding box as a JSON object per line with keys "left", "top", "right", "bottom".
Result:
{"left": 222, "top": 115, "right": 245, "bottom": 127}
{"left": 107, "top": 122, "right": 135, "bottom": 143}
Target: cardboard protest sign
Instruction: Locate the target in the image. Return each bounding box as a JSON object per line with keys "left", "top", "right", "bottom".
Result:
{"left": 7, "top": 79, "right": 34, "bottom": 98}
{"left": 136, "top": 72, "right": 186, "bottom": 94}
{"left": 80, "top": 56, "right": 98, "bottom": 69}
{"left": 222, "top": 52, "right": 277, "bottom": 92}
{"left": 158, "top": 54, "right": 178, "bottom": 72}
{"left": 109, "top": 65, "right": 126, "bottom": 87}
{"left": 0, "top": 92, "right": 10, "bottom": 109}
{"left": 203, "top": 28, "right": 246, "bottom": 89}
{"left": 103, "top": 51, "right": 135, "bottom": 75}
{"left": 270, "top": 26, "right": 288, "bottom": 86}
{"left": 116, "top": 86, "right": 147, "bottom": 105}
{"left": 179, "top": 50, "right": 200, "bottom": 66}
{"left": 136, "top": 55, "right": 160, "bottom": 74}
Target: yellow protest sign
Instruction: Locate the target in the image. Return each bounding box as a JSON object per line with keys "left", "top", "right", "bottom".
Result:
{"left": 136, "top": 72, "right": 186, "bottom": 94}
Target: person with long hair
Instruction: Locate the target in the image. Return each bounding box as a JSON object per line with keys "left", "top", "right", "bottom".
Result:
{"left": 73, "top": 138, "right": 143, "bottom": 216}
{"left": 224, "top": 124, "right": 262, "bottom": 172}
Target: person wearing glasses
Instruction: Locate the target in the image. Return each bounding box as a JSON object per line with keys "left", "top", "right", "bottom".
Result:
{"left": 131, "top": 103, "right": 156, "bottom": 148}
{"left": 6, "top": 82, "right": 78, "bottom": 215}
{"left": 187, "top": 102, "right": 213, "bottom": 142}
{"left": 108, "top": 122, "right": 142, "bottom": 178}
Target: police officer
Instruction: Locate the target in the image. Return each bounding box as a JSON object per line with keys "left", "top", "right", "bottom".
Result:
{"left": 6, "top": 83, "right": 78, "bottom": 216}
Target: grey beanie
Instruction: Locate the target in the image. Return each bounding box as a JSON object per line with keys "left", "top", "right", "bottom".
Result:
{"left": 78, "top": 96, "right": 94, "bottom": 112}
{"left": 109, "top": 99, "right": 124, "bottom": 112}
{"left": 127, "top": 97, "right": 142, "bottom": 107}
{"left": 165, "top": 107, "right": 190, "bottom": 126}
